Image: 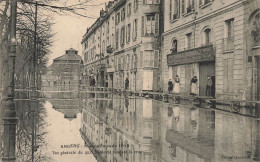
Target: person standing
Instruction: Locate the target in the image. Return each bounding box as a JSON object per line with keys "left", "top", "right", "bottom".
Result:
{"left": 206, "top": 76, "right": 212, "bottom": 96}
{"left": 173, "top": 75, "right": 180, "bottom": 94}
{"left": 168, "top": 79, "right": 173, "bottom": 94}
{"left": 125, "top": 77, "right": 129, "bottom": 90}
{"left": 190, "top": 76, "right": 198, "bottom": 96}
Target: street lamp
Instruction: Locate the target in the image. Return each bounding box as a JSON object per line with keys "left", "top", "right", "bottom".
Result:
{"left": 2, "top": 0, "right": 18, "bottom": 162}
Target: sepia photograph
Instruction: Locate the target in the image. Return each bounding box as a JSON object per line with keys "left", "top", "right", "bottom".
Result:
{"left": 0, "top": 0, "right": 260, "bottom": 161}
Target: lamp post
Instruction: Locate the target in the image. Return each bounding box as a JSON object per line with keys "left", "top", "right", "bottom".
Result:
{"left": 2, "top": 0, "right": 18, "bottom": 161}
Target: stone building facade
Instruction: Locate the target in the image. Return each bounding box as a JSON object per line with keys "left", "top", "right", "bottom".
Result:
{"left": 82, "top": 0, "right": 162, "bottom": 91}
{"left": 42, "top": 48, "right": 82, "bottom": 91}
{"left": 162, "top": 0, "right": 260, "bottom": 100}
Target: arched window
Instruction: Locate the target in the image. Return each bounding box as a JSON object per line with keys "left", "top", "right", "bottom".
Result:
{"left": 171, "top": 39, "right": 177, "bottom": 53}
{"left": 204, "top": 28, "right": 211, "bottom": 46}
{"left": 251, "top": 12, "right": 260, "bottom": 45}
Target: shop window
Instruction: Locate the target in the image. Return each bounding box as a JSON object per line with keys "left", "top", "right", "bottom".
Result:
{"left": 170, "top": 0, "right": 180, "bottom": 21}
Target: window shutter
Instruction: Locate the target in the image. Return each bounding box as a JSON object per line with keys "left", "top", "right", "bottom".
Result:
{"left": 140, "top": 51, "right": 143, "bottom": 67}
{"left": 142, "top": 16, "right": 145, "bottom": 36}
{"left": 154, "top": 50, "right": 159, "bottom": 68}
{"left": 128, "top": 24, "right": 131, "bottom": 42}
{"left": 155, "top": 14, "right": 159, "bottom": 36}
{"left": 156, "top": 0, "right": 160, "bottom": 3}
{"left": 143, "top": 0, "right": 145, "bottom": 4}
{"left": 170, "top": 0, "right": 172, "bottom": 20}
{"left": 126, "top": 25, "right": 128, "bottom": 43}
{"left": 132, "top": 21, "right": 134, "bottom": 41}
{"left": 182, "top": 0, "right": 185, "bottom": 14}
{"left": 199, "top": 0, "right": 202, "bottom": 5}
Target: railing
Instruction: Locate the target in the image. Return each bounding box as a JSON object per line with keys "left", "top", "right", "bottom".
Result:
{"left": 222, "top": 37, "right": 234, "bottom": 52}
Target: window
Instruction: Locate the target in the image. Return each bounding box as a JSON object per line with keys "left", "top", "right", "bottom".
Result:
{"left": 186, "top": 33, "right": 192, "bottom": 49}
{"left": 204, "top": 28, "right": 211, "bottom": 45}
{"left": 142, "top": 14, "right": 159, "bottom": 36}
{"left": 143, "top": 50, "right": 159, "bottom": 67}
{"left": 140, "top": 51, "right": 143, "bottom": 67}
{"left": 182, "top": 0, "right": 194, "bottom": 14}
{"left": 127, "top": 3, "right": 132, "bottom": 16}
{"left": 126, "top": 24, "right": 131, "bottom": 43}
{"left": 226, "top": 19, "right": 234, "bottom": 39}
{"left": 171, "top": 39, "right": 177, "bottom": 53}
{"left": 199, "top": 0, "right": 212, "bottom": 6}
{"left": 120, "top": 26, "right": 125, "bottom": 46}
{"left": 170, "top": 0, "right": 180, "bottom": 20}
{"left": 133, "top": 19, "right": 138, "bottom": 41}
{"left": 121, "top": 8, "right": 125, "bottom": 21}
{"left": 223, "top": 18, "right": 234, "bottom": 51}
{"left": 144, "top": 0, "right": 160, "bottom": 4}
{"left": 116, "top": 12, "right": 120, "bottom": 24}
{"left": 102, "top": 40, "right": 105, "bottom": 54}
{"left": 134, "top": 0, "right": 138, "bottom": 11}
{"left": 116, "top": 29, "right": 119, "bottom": 49}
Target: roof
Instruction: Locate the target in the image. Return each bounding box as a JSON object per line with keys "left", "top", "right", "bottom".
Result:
{"left": 53, "top": 48, "right": 82, "bottom": 61}
{"left": 53, "top": 54, "right": 82, "bottom": 61}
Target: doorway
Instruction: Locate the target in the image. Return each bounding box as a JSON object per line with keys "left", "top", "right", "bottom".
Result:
{"left": 199, "top": 62, "right": 215, "bottom": 96}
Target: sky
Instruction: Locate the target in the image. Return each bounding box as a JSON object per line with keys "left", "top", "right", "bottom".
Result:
{"left": 46, "top": 0, "right": 110, "bottom": 66}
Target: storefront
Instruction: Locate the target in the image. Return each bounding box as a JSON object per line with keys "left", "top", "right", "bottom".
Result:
{"left": 167, "top": 45, "right": 215, "bottom": 96}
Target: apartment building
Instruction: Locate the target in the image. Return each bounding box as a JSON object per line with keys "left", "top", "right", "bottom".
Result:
{"left": 82, "top": 0, "right": 162, "bottom": 91}
{"left": 162, "top": 0, "right": 260, "bottom": 100}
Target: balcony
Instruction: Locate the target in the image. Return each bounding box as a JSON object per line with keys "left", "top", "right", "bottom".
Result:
{"left": 222, "top": 37, "right": 234, "bottom": 52}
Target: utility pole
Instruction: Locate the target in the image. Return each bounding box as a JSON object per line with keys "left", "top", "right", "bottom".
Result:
{"left": 30, "top": 2, "right": 38, "bottom": 162}
{"left": 2, "top": 0, "right": 18, "bottom": 161}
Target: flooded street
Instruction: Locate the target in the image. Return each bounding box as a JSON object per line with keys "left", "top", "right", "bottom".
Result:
{"left": 80, "top": 92, "right": 260, "bottom": 162}
{"left": 10, "top": 91, "right": 260, "bottom": 162}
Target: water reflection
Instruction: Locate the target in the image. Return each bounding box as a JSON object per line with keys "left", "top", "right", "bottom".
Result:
{"left": 80, "top": 93, "right": 260, "bottom": 162}
{"left": 15, "top": 91, "right": 50, "bottom": 162}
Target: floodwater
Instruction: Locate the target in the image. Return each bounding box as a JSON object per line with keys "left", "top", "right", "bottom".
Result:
{"left": 80, "top": 92, "right": 260, "bottom": 162}
{"left": 3, "top": 91, "right": 260, "bottom": 162}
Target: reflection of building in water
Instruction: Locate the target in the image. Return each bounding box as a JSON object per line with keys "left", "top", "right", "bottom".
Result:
{"left": 46, "top": 93, "right": 80, "bottom": 121}
{"left": 80, "top": 95, "right": 160, "bottom": 162}
{"left": 80, "top": 94, "right": 260, "bottom": 162}
{"left": 42, "top": 48, "right": 83, "bottom": 91}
